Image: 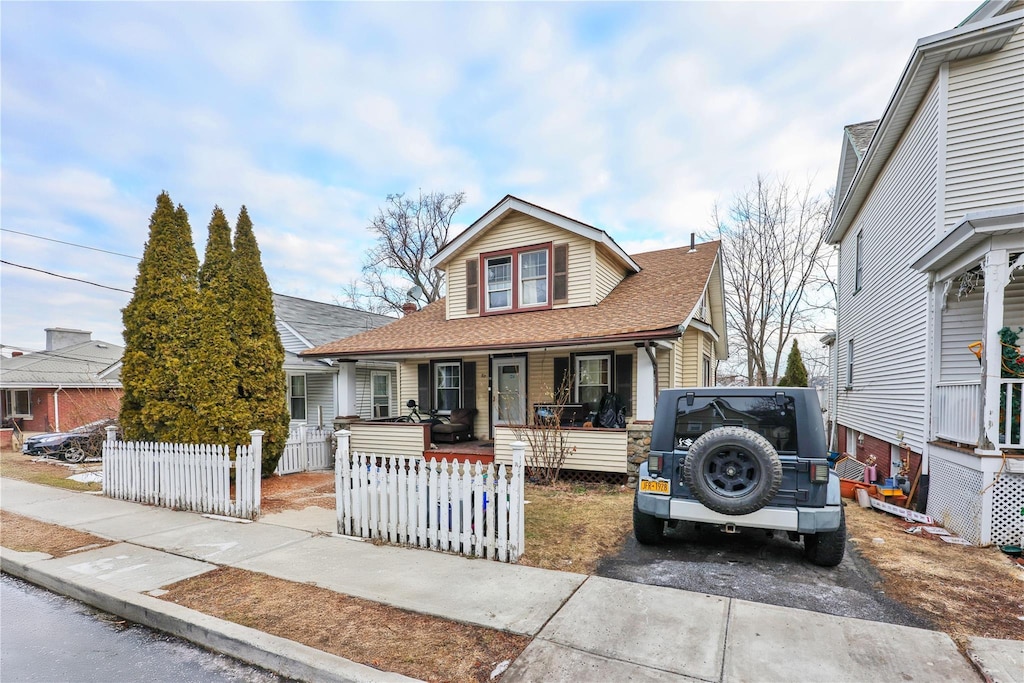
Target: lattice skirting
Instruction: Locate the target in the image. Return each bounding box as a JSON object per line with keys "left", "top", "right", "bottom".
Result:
{"left": 928, "top": 448, "right": 1024, "bottom": 546}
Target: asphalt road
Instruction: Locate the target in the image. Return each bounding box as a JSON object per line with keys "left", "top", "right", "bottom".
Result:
{"left": 0, "top": 574, "right": 289, "bottom": 683}
{"left": 595, "top": 517, "right": 932, "bottom": 629}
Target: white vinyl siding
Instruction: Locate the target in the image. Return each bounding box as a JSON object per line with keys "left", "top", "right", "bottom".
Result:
{"left": 276, "top": 321, "right": 310, "bottom": 354}
{"left": 304, "top": 373, "right": 335, "bottom": 427}
{"left": 445, "top": 211, "right": 604, "bottom": 319}
{"left": 945, "top": 26, "right": 1024, "bottom": 230}
{"left": 835, "top": 78, "right": 941, "bottom": 453}
{"left": 940, "top": 277, "right": 1024, "bottom": 383}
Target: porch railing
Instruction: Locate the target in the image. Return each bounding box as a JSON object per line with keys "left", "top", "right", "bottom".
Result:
{"left": 933, "top": 380, "right": 1023, "bottom": 450}
{"left": 934, "top": 382, "right": 980, "bottom": 445}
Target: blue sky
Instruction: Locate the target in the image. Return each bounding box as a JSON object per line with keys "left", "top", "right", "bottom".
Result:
{"left": 1, "top": 1, "right": 976, "bottom": 352}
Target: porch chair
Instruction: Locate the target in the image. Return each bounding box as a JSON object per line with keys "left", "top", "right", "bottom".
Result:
{"left": 431, "top": 408, "right": 477, "bottom": 443}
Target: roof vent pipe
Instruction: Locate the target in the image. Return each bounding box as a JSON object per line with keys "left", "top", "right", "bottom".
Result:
{"left": 688, "top": 233, "right": 697, "bottom": 253}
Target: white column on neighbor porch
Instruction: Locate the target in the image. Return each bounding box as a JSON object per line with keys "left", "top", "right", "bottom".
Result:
{"left": 978, "top": 248, "right": 1008, "bottom": 454}
{"left": 337, "top": 361, "right": 358, "bottom": 418}
{"left": 637, "top": 346, "right": 656, "bottom": 421}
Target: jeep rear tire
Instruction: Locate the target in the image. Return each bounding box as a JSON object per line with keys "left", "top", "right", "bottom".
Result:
{"left": 682, "top": 426, "right": 783, "bottom": 516}
{"left": 803, "top": 506, "right": 847, "bottom": 567}
{"left": 633, "top": 497, "right": 665, "bottom": 545}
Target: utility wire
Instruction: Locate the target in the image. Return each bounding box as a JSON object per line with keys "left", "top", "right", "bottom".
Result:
{"left": 1, "top": 228, "right": 140, "bottom": 260}
{"left": 0, "top": 260, "right": 132, "bottom": 294}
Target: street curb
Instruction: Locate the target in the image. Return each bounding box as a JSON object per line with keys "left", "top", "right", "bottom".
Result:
{"left": 1, "top": 547, "right": 419, "bottom": 683}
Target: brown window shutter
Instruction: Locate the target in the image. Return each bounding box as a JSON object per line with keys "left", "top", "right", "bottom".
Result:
{"left": 465, "top": 259, "right": 479, "bottom": 314}
{"left": 553, "top": 244, "right": 568, "bottom": 304}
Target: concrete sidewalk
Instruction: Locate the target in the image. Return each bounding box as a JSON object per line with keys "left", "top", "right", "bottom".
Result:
{"left": 2, "top": 478, "right": 1019, "bottom": 682}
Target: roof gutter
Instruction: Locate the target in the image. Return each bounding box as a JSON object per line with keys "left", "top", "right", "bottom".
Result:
{"left": 827, "top": 9, "right": 1024, "bottom": 244}
{"left": 301, "top": 326, "right": 683, "bottom": 361}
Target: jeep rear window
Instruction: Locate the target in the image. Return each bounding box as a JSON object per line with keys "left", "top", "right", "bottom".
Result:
{"left": 673, "top": 396, "right": 798, "bottom": 454}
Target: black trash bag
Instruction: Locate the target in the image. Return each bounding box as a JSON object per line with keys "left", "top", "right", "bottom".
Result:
{"left": 596, "top": 392, "right": 625, "bottom": 428}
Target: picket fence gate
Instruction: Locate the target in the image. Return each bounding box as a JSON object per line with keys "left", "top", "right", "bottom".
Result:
{"left": 334, "top": 430, "right": 526, "bottom": 562}
{"left": 102, "top": 427, "right": 263, "bottom": 520}
{"left": 276, "top": 426, "right": 332, "bottom": 475}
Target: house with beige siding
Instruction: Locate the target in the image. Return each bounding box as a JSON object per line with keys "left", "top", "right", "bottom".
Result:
{"left": 827, "top": 0, "right": 1023, "bottom": 545}
{"left": 304, "top": 195, "right": 727, "bottom": 478}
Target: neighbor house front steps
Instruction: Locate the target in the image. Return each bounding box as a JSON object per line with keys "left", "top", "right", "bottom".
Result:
{"left": 2, "top": 477, "right": 1020, "bottom": 683}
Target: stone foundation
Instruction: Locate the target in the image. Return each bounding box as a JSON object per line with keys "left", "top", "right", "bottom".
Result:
{"left": 626, "top": 422, "right": 653, "bottom": 486}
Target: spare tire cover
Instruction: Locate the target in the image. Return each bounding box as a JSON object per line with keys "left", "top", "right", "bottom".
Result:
{"left": 682, "top": 426, "right": 783, "bottom": 516}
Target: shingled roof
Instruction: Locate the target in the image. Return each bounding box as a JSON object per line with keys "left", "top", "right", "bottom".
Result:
{"left": 303, "top": 240, "right": 720, "bottom": 358}
{"left": 1, "top": 339, "right": 124, "bottom": 388}
{"left": 273, "top": 293, "right": 395, "bottom": 347}
{"left": 845, "top": 120, "right": 879, "bottom": 159}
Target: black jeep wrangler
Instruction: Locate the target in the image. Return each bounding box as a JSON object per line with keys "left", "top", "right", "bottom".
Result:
{"left": 634, "top": 387, "right": 846, "bottom": 566}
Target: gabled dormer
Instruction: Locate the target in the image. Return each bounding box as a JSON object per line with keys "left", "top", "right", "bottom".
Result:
{"left": 431, "top": 195, "right": 640, "bottom": 321}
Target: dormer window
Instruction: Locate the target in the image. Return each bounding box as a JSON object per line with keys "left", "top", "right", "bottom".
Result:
{"left": 479, "top": 244, "right": 553, "bottom": 314}
{"left": 486, "top": 255, "right": 513, "bottom": 311}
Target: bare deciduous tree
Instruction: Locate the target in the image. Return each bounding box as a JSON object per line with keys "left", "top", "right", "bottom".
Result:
{"left": 712, "top": 174, "right": 833, "bottom": 386}
{"left": 355, "top": 191, "right": 466, "bottom": 314}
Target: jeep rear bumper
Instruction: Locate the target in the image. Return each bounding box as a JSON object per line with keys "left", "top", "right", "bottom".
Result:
{"left": 636, "top": 491, "right": 842, "bottom": 534}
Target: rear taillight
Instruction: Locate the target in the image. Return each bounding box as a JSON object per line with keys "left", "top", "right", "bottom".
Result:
{"left": 648, "top": 453, "right": 664, "bottom": 477}
{"left": 811, "top": 463, "right": 830, "bottom": 483}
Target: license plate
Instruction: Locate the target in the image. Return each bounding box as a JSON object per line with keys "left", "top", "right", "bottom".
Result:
{"left": 639, "top": 479, "right": 670, "bottom": 494}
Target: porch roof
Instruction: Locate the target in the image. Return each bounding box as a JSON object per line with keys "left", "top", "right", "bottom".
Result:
{"left": 911, "top": 206, "right": 1024, "bottom": 277}
{"left": 303, "top": 241, "right": 720, "bottom": 359}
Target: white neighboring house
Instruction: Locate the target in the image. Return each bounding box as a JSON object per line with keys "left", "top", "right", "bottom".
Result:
{"left": 827, "top": 0, "right": 1024, "bottom": 545}
{"left": 273, "top": 294, "right": 398, "bottom": 427}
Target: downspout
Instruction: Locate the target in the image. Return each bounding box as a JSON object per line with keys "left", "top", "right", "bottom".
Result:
{"left": 643, "top": 342, "right": 659, "bottom": 409}
{"left": 53, "top": 386, "right": 62, "bottom": 432}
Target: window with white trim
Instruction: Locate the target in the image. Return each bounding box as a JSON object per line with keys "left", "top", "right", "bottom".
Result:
{"left": 846, "top": 340, "right": 854, "bottom": 388}
{"left": 289, "top": 375, "right": 306, "bottom": 421}
{"left": 854, "top": 230, "right": 863, "bottom": 292}
{"left": 485, "top": 255, "right": 512, "bottom": 311}
{"left": 576, "top": 355, "right": 611, "bottom": 408}
{"left": 371, "top": 371, "right": 392, "bottom": 418}
{"left": 519, "top": 249, "right": 549, "bottom": 307}
{"left": 3, "top": 389, "right": 32, "bottom": 419}
{"left": 434, "top": 362, "right": 461, "bottom": 413}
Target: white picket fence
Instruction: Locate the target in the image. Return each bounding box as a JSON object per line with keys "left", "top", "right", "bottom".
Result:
{"left": 102, "top": 427, "right": 264, "bottom": 520}
{"left": 276, "top": 426, "right": 333, "bottom": 475}
{"left": 334, "top": 430, "right": 526, "bottom": 562}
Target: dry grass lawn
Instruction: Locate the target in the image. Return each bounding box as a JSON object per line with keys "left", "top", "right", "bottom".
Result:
{"left": 160, "top": 567, "right": 529, "bottom": 682}
{"left": 846, "top": 503, "right": 1024, "bottom": 646}
{"left": 1, "top": 510, "right": 113, "bottom": 557}
{"left": 517, "top": 481, "right": 634, "bottom": 574}
{"left": 0, "top": 449, "right": 101, "bottom": 492}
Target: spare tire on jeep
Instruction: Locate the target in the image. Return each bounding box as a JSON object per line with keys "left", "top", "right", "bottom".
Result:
{"left": 682, "top": 426, "right": 783, "bottom": 516}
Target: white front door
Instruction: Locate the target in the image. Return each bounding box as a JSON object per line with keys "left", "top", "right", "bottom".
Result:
{"left": 492, "top": 357, "right": 526, "bottom": 428}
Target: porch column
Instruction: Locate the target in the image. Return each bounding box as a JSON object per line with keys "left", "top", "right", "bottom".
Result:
{"left": 637, "top": 345, "right": 657, "bottom": 421}
{"left": 977, "top": 249, "right": 1008, "bottom": 455}
{"left": 337, "top": 361, "right": 358, "bottom": 418}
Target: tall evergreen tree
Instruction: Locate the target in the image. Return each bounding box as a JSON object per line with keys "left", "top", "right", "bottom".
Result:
{"left": 180, "top": 207, "right": 245, "bottom": 445}
{"left": 120, "top": 192, "right": 200, "bottom": 442}
{"left": 778, "top": 339, "right": 810, "bottom": 387}
{"left": 230, "top": 206, "right": 289, "bottom": 473}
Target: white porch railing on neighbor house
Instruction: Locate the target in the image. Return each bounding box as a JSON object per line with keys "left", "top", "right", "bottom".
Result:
{"left": 102, "top": 428, "right": 263, "bottom": 520}
{"left": 933, "top": 380, "right": 1024, "bottom": 450}
{"left": 275, "top": 426, "right": 332, "bottom": 475}
{"left": 999, "top": 378, "right": 1024, "bottom": 449}
{"left": 334, "top": 430, "right": 525, "bottom": 562}
{"left": 934, "top": 382, "right": 980, "bottom": 445}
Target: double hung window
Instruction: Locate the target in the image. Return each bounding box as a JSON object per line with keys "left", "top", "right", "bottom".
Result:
{"left": 576, "top": 355, "right": 611, "bottom": 407}
{"left": 435, "top": 362, "right": 461, "bottom": 412}
{"left": 486, "top": 255, "right": 512, "bottom": 311}
{"left": 3, "top": 389, "right": 31, "bottom": 418}
{"left": 289, "top": 375, "right": 306, "bottom": 421}
{"left": 371, "top": 372, "right": 391, "bottom": 418}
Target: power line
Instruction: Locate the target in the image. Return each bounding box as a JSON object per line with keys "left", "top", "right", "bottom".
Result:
{"left": 0, "top": 260, "right": 132, "bottom": 294}
{"left": 1, "top": 228, "right": 140, "bottom": 260}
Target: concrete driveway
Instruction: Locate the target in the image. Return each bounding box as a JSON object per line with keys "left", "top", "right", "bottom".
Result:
{"left": 595, "top": 520, "right": 930, "bottom": 628}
